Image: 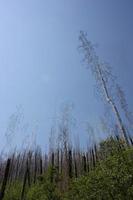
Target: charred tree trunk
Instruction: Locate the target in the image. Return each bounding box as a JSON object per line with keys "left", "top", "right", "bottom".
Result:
{"left": 20, "top": 160, "right": 29, "bottom": 200}
{"left": 60, "top": 150, "right": 63, "bottom": 175}
{"left": 0, "top": 158, "right": 11, "bottom": 200}
{"left": 73, "top": 151, "right": 78, "bottom": 178}
{"left": 82, "top": 154, "right": 87, "bottom": 174}
{"left": 56, "top": 149, "right": 60, "bottom": 174}
{"left": 86, "top": 152, "right": 90, "bottom": 172}
{"left": 50, "top": 152, "right": 55, "bottom": 183}
{"left": 91, "top": 148, "right": 95, "bottom": 168}
{"left": 68, "top": 150, "right": 72, "bottom": 178}
{"left": 40, "top": 157, "right": 43, "bottom": 175}
{"left": 33, "top": 152, "right": 37, "bottom": 184}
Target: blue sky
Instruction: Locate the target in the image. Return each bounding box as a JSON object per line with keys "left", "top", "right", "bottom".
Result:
{"left": 0, "top": 0, "right": 133, "bottom": 151}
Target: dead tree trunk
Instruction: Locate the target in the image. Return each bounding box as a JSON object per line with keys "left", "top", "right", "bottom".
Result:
{"left": 79, "top": 31, "right": 129, "bottom": 145}
{"left": 40, "top": 157, "right": 43, "bottom": 175}
{"left": 82, "top": 154, "right": 87, "bottom": 174}
{"left": 0, "top": 158, "right": 11, "bottom": 200}
{"left": 73, "top": 151, "right": 78, "bottom": 178}
{"left": 50, "top": 153, "right": 55, "bottom": 183}
{"left": 20, "top": 159, "right": 29, "bottom": 200}
{"left": 97, "top": 64, "right": 129, "bottom": 144}
{"left": 68, "top": 150, "right": 72, "bottom": 178}
{"left": 33, "top": 152, "right": 37, "bottom": 184}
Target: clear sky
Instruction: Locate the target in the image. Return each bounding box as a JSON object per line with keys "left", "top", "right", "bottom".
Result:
{"left": 0, "top": 0, "right": 133, "bottom": 151}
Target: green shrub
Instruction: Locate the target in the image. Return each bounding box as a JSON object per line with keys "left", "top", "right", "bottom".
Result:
{"left": 3, "top": 181, "right": 22, "bottom": 200}
{"left": 27, "top": 167, "right": 61, "bottom": 200}
{"left": 65, "top": 148, "right": 133, "bottom": 200}
{"left": 2, "top": 139, "right": 133, "bottom": 200}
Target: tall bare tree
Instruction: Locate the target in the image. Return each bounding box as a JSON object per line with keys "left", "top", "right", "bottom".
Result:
{"left": 116, "top": 84, "right": 133, "bottom": 131}
{"left": 79, "top": 31, "right": 129, "bottom": 144}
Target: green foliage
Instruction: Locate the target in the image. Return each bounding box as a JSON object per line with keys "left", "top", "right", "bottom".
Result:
{"left": 27, "top": 167, "right": 61, "bottom": 200}
{"left": 3, "top": 181, "right": 22, "bottom": 200}
{"left": 99, "top": 137, "right": 125, "bottom": 158}
{"left": 2, "top": 139, "right": 133, "bottom": 200}
{"left": 65, "top": 147, "right": 133, "bottom": 200}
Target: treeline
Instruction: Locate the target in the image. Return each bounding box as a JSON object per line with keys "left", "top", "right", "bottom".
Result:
{"left": 0, "top": 132, "right": 133, "bottom": 200}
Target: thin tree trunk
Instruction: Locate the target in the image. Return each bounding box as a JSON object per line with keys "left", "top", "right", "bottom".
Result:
{"left": 68, "top": 150, "right": 72, "bottom": 178}
{"left": 0, "top": 158, "right": 11, "bottom": 200}
{"left": 21, "top": 160, "right": 29, "bottom": 200}
{"left": 33, "top": 152, "right": 37, "bottom": 184}
{"left": 79, "top": 32, "right": 129, "bottom": 145}
{"left": 97, "top": 65, "right": 129, "bottom": 145}
{"left": 73, "top": 151, "right": 78, "bottom": 178}
{"left": 50, "top": 153, "right": 55, "bottom": 183}
{"left": 40, "top": 157, "right": 43, "bottom": 175}
{"left": 82, "top": 154, "right": 87, "bottom": 173}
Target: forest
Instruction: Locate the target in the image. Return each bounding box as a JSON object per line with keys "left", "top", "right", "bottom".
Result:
{"left": 0, "top": 31, "right": 133, "bottom": 200}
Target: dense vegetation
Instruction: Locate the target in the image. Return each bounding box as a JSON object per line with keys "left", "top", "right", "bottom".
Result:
{"left": 1, "top": 137, "right": 133, "bottom": 200}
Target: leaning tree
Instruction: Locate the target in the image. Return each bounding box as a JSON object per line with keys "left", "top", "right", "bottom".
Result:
{"left": 79, "top": 31, "right": 129, "bottom": 144}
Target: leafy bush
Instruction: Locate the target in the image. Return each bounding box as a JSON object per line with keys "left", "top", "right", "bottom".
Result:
{"left": 65, "top": 147, "right": 133, "bottom": 200}
{"left": 27, "top": 167, "right": 61, "bottom": 200}
{"left": 3, "top": 181, "right": 22, "bottom": 200}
